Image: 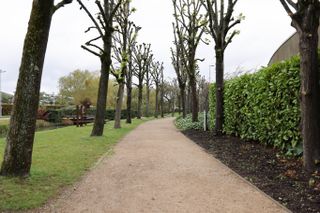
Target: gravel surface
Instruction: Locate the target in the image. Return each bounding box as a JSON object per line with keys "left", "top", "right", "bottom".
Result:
{"left": 40, "top": 118, "right": 289, "bottom": 213}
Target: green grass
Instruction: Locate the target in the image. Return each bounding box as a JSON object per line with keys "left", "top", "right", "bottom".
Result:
{"left": 0, "top": 119, "right": 9, "bottom": 126}
{"left": 0, "top": 118, "right": 148, "bottom": 210}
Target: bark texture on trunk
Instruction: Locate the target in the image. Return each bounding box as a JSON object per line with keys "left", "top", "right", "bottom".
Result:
{"left": 114, "top": 82, "right": 125, "bottom": 129}
{"left": 90, "top": 0, "right": 113, "bottom": 136}
{"left": 180, "top": 85, "right": 186, "bottom": 118}
{"left": 126, "top": 84, "right": 132, "bottom": 123}
{"left": 146, "top": 86, "right": 150, "bottom": 117}
{"left": 155, "top": 85, "right": 159, "bottom": 118}
{"left": 91, "top": 57, "right": 110, "bottom": 136}
{"left": 171, "top": 97, "right": 175, "bottom": 117}
{"left": 126, "top": 51, "right": 133, "bottom": 124}
{"left": 137, "top": 84, "right": 143, "bottom": 119}
{"left": 160, "top": 86, "right": 164, "bottom": 118}
{"left": 186, "top": 86, "right": 192, "bottom": 114}
{"left": 215, "top": 49, "right": 224, "bottom": 135}
{"left": 297, "top": 23, "right": 320, "bottom": 171}
{"left": 0, "top": 1, "right": 54, "bottom": 177}
{"left": 91, "top": 36, "right": 111, "bottom": 136}
{"left": 190, "top": 75, "right": 198, "bottom": 122}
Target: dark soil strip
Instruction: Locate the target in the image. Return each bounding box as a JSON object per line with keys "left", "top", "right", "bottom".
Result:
{"left": 182, "top": 129, "right": 320, "bottom": 213}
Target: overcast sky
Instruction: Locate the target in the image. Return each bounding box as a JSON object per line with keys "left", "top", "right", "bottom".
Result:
{"left": 0, "top": 0, "right": 295, "bottom": 94}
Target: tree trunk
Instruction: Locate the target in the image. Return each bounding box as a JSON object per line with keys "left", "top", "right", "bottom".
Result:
{"left": 160, "top": 85, "right": 164, "bottom": 118}
{"left": 114, "top": 82, "right": 125, "bottom": 129}
{"left": 0, "top": 1, "right": 54, "bottom": 177}
{"left": 137, "top": 83, "right": 143, "bottom": 119}
{"left": 126, "top": 52, "right": 133, "bottom": 124}
{"left": 145, "top": 85, "right": 150, "bottom": 117}
{"left": 189, "top": 75, "right": 198, "bottom": 122}
{"left": 178, "top": 94, "right": 181, "bottom": 115}
{"left": 297, "top": 21, "right": 320, "bottom": 171}
{"left": 215, "top": 49, "right": 224, "bottom": 135}
{"left": 91, "top": 57, "right": 110, "bottom": 136}
{"left": 171, "top": 98, "right": 175, "bottom": 117}
{"left": 180, "top": 85, "right": 186, "bottom": 118}
{"left": 186, "top": 86, "right": 191, "bottom": 114}
{"left": 126, "top": 83, "right": 132, "bottom": 123}
{"left": 155, "top": 85, "right": 159, "bottom": 118}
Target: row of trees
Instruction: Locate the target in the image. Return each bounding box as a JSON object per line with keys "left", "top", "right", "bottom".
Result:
{"left": 172, "top": 0, "right": 320, "bottom": 172}
{"left": 0, "top": 0, "right": 167, "bottom": 177}
{"left": 171, "top": 0, "right": 242, "bottom": 127}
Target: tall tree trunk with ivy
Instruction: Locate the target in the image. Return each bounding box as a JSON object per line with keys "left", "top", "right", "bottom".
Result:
{"left": 0, "top": 0, "right": 72, "bottom": 177}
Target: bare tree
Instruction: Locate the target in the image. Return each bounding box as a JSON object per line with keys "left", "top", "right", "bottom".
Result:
{"left": 0, "top": 0, "right": 72, "bottom": 177}
{"left": 172, "top": 0, "right": 207, "bottom": 122}
{"left": 171, "top": 23, "right": 188, "bottom": 118}
{"left": 201, "top": 0, "right": 242, "bottom": 135}
{"left": 151, "top": 61, "right": 164, "bottom": 118}
{"left": 160, "top": 65, "right": 165, "bottom": 118}
{"left": 145, "top": 54, "right": 154, "bottom": 117}
{"left": 132, "top": 43, "right": 152, "bottom": 119}
{"left": 125, "top": 25, "right": 140, "bottom": 124}
{"left": 163, "top": 79, "right": 180, "bottom": 117}
{"left": 76, "top": 0, "right": 122, "bottom": 136}
{"left": 112, "top": 1, "right": 138, "bottom": 128}
{"left": 280, "top": 0, "right": 320, "bottom": 171}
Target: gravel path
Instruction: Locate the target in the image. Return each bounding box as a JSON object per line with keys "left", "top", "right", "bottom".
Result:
{"left": 45, "top": 118, "right": 290, "bottom": 213}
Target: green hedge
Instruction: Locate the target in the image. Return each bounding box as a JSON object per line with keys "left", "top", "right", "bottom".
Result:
{"left": 209, "top": 56, "right": 303, "bottom": 155}
{"left": 47, "top": 107, "right": 138, "bottom": 124}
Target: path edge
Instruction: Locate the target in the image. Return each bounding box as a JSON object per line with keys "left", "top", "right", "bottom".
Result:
{"left": 171, "top": 118, "right": 292, "bottom": 213}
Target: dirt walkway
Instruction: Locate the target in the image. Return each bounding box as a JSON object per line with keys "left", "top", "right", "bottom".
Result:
{"left": 45, "top": 118, "right": 289, "bottom": 213}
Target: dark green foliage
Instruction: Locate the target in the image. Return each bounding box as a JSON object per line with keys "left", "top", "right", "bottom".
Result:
{"left": 209, "top": 56, "right": 303, "bottom": 155}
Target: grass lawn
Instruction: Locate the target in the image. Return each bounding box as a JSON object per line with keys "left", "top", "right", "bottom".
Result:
{"left": 0, "top": 119, "right": 9, "bottom": 126}
{"left": 0, "top": 118, "right": 148, "bottom": 210}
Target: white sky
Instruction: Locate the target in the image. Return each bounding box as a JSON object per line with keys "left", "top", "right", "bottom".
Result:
{"left": 0, "top": 0, "right": 295, "bottom": 94}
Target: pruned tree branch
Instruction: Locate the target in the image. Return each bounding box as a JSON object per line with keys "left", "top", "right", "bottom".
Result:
{"left": 76, "top": 0, "right": 104, "bottom": 37}
{"left": 81, "top": 45, "right": 101, "bottom": 57}
{"left": 53, "top": 0, "right": 73, "bottom": 14}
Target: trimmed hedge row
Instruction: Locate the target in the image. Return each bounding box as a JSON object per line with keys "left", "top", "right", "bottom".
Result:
{"left": 209, "top": 56, "right": 303, "bottom": 155}
{"left": 47, "top": 107, "right": 138, "bottom": 123}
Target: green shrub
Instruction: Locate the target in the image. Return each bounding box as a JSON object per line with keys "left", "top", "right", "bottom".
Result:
{"left": 59, "top": 107, "right": 137, "bottom": 120}
{"left": 209, "top": 56, "right": 303, "bottom": 155}
{"left": 175, "top": 113, "right": 205, "bottom": 130}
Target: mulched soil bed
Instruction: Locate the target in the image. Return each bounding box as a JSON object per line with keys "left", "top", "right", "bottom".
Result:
{"left": 182, "top": 129, "right": 320, "bottom": 213}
